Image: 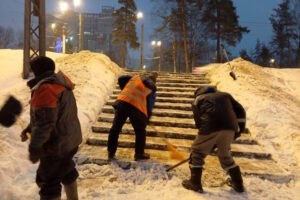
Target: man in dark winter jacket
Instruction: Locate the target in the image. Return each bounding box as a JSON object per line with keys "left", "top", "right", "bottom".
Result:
{"left": 107, "top": 72, "right": 157, "bottom": 161}
{"left": 21, "top": 56, "right": 82, "bottom": 200}
{"left": 182, "top": 86, "right": 246, "bottom": 193}
{"left": 0, "top": 96, "right": 22, "bottom": 127}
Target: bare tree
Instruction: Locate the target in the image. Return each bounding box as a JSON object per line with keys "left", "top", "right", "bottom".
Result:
{"left": 0, "top": 26, "right": 15, "bottom": 48}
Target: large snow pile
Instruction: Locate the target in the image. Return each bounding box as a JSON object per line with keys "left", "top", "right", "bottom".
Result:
{"left": 0, "top": 51, "right": 299, "bottom": 199}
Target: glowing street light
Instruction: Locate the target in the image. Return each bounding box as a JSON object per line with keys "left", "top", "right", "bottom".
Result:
{"left": 59, "top": 1, "right": 69, "bottom": 13}
{"left": 157, "top": 41, "right": 162, "bottom": 47}
{"left": 137, "top": 11, "right": 144, "bottom": 70}
{"left": 73, "top": 0, "right": 81, "bottom": 7}
{"left": 137, "top": 12, "right": 143, "bottom": 19}
{"left": 151, "top": 40, "right": 162, "bottom": 71}
{"left": 51, "top": 23, "right": 56, "bottom": 30}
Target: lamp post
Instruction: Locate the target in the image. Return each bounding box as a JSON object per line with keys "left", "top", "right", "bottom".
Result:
{"left": 152, "top": 40, "right": 162, "bottom": 71}
{"left": 73, "top": 0, "right": 82, "bottom": 52}
{"left": 137, "top": 12, "right": 144, "bottom": 70}
{"left": 59, "top": 1, "right": 68, "bottom": 54}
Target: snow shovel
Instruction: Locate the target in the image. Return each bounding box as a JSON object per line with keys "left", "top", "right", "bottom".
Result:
{"left": 148, "top": 124, "right": 185, "bottom": 161}
{"left": 166, "top": 157, "right": 190, "bottom": 172}
{"left": 222, "top": 45, "right": 237, "bottom": 81}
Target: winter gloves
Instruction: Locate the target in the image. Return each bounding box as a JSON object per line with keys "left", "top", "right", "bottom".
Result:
{"left": 0, "top": 96, "right": 22, "bottom": 127}
{"left": 21, "top": 124, "right": 31, "bottom": 142}
{"left": 29, "top": 146, "right": 42, "bottom": 164}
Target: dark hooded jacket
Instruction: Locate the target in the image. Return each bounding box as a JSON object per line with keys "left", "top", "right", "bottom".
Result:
{"left": 27, "top": 71, "right": 82, "bottom": 158}
{"left": 192, "top": 86, "right": 246, "bottom": 138}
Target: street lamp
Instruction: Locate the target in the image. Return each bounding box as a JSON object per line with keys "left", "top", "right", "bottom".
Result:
{"left": 137, "top": 11, "right": 144, "bottom": 70}
{"left": 51, "top": 23, "right": 56, "bottom": 30}
{"left": 73, "top": 0, "right": 82, "bottom": 52}
{"left": 73, "top": 0, "right": 81, "bottom": 7}
{"left": 59, "top": 1, "right": 69, "bottom": 13}
{"left": 151, "top": 40, "right": 162, "bottom": 71}
{"left": 59, "top": 2, "right": 69, "bottom": 54}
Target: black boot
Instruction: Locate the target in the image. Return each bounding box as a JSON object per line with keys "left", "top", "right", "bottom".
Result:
{"left": 228, "top": 166, "right": 244, "bottom": 193}
{"left": 182, "top": 167, "right": 203, "bottom": 193}
{"left": 134, "top": 153, "right": 150, "bottom": 161}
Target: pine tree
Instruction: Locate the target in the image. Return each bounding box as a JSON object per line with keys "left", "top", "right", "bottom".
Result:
{"left": 292, "top": 0, "right": 300, "bottom": 66}
{"left": 269, "top": 0, "right": 297, "bottom": 67}
{"left": 239, "top": 49, "right": 252, "bottom": 62}
{"left": 253, "top": 39, "right": 262, "bottom": 64}
{"left": 201, "top": 0, "right": 249, "bottom": 63}
{"left": 112, "top": 0, "right": 139, "bottom": 68}
{"left": 259, "top": 44, "right": 273, "bottom": 67}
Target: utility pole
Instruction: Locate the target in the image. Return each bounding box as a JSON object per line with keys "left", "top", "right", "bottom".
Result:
{"left": 79, "top": 13, "right": 82, "bottom": 51}
{"left": 23, "top": 0, "right": 46, "bottom": 79}
{"left": 140, "top": 23, "right": 144, "bottom": 70}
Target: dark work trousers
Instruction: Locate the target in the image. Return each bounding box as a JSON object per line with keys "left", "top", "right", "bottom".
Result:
{"left": 108, "top": 103, "right": 147, "bottom": 155}
{"left": 189, "top": 130, "right": 237, "bottom": 171}
{"left": 36, "top": 148, "right": 79, "bottom": 200}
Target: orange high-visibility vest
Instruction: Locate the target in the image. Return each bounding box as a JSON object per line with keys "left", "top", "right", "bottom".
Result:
{"left": 117, "top": 75, "right": 152, "bottom": 116}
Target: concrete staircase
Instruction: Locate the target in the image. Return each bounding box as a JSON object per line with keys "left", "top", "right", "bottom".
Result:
{"left": 77, "top": 69, "right": 293, "bottom": 184}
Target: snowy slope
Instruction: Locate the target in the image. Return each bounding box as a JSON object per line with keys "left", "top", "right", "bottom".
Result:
{"left": 0, "top": 51, "right": 299, "bottom": 199}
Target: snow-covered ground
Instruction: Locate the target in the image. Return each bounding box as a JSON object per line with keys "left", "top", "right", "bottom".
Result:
{"left": 0, "top": 50, "right": 299, "bottom": 199}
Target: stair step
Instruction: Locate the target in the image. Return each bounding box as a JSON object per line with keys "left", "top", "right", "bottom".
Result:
{"left": 109, "top": 95, "right": 193, "bottom": 104}
{"left": 112, "top": 90, "right": 195, "bottom": 98}
{"left": 101, "top": 105, "right": 194, "bottom": 118}
{"left": 86, "top": 134, "right": 271, "bottom": 160}
{"left": 156, "top": 86, "right": 204, "bottom": 92}
{"left": 106, "top": 100, "right": 192, "bottom": 111}
{"left": 91, "top": 124, "right": 256, "bottom": 145}
{"left": 156, "top": 82, "right": 208, "bottom": 88}
{"left": 92, "top": 122, "right": 253, "bottom": 142}
{"left": 98, "top": 113, "right": 196, "bottom": 129}
{"left": 124, "top": 70, "right": 207, "bottom": 77}
{"left": 77, "top": 146, "right": 292, "bottom": 184}
{"left": 124, "top": 73, "right": 207, "bottom": 80}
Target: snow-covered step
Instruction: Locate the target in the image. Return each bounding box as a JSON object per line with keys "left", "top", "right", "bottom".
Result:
{"left": 98, "top": 113, "right": 196, "bottom": 129}
{"left": 156, "top": 86, "right": 204, "bottom": 92}
{"left": 77, "top": 146, "right": 292, "bottom": 184}
{"left": 116, "top": 85, "right": 209, "bottom": 92}
{"left": 156, "top": 82, "right": 209, "bottom": 88}
{"left": 157, "top": 78, "right": 210, "bottom": 84}
{"left": 101, "top": 105, "right": 193, "bottom": 118}
{"left": 124, "top": 70, "right": 207, "bottom": 77}
{"left": 112, "top": 90, "right": 195, "bottom": 98}
{"left": 109, "top": 95, "right": 193, "bottom": 104}
{"left": 86, "top": 134, "right": 271, "bottom": 160}
{"left": 124, "top": 74, "right": 208, "bottom": 80}
{"left": 91, "top": 122, "right": 255, "bottom": 144}
{"left": 106, "top": 99, "right": 192, "bottom": 111}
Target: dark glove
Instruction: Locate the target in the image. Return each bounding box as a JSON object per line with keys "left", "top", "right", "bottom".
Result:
{"left": 29, "top": 146, "right": 41, "bottom": 164}
{"left": 21, "top": 125, "right": 31, "bottom": 142}
{"left": 0, "top": 96, "right": 22, "bottom": 127}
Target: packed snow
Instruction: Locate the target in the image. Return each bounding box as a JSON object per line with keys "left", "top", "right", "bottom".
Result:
{"left": 0, "top": 50, "right": 299, "bottom": 199}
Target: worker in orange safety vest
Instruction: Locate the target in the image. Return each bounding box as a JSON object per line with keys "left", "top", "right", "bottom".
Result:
{"left": 107, "top": 72, "right": 157, "bottom": 161}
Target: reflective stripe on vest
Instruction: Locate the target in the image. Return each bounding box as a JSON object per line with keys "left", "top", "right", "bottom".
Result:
{"left": 117, "top": 75, "right": 152, "bottom": 116}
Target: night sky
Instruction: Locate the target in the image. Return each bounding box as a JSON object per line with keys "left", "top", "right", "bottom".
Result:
{"left": 0, "top": 0, "right": 282, "bottom": 57}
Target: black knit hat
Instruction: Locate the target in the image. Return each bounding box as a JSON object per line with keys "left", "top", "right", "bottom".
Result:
{"left": 30, "top": 56, "right": 55, "bottom": 77}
